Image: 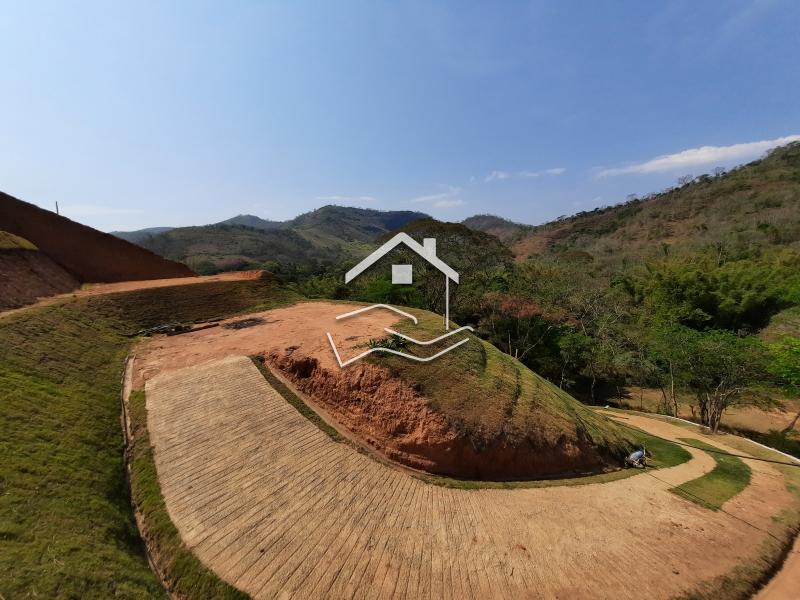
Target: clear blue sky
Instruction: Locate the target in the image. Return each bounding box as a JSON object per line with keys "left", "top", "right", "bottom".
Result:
{"left": 1, "top": 1, "right": 798, "bottom": 231}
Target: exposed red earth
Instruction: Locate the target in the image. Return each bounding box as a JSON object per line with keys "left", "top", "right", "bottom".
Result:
{"left": 0, "top": 191, "right": 193, "bottom": 309}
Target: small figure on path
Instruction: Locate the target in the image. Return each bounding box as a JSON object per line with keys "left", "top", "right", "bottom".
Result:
{"left": 625, "top": 446, "right": 647, "bottom": 469}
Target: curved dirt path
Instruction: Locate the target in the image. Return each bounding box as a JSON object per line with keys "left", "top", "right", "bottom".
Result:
{"left": 145, "top": 355, "right": 792, "bottom": 599}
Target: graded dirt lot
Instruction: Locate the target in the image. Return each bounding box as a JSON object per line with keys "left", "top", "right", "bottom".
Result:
{"left": 133, "top": 301, "right": 399, "bottom": 387}
{"left": 142, "top": 352, "right": 795, "bottom": 599}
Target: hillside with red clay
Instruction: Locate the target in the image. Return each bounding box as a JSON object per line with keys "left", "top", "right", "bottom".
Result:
{"left": 0, "top": 192, "right": 193, "bottom": 309}
{"left": 0, "top": 191, "right": 193, "bottom": 284}
{"left": 0, "top": 245, "right": 80, "bottom": 310}
{"left": 135, "top": 301, "right": 635, "bottom": 481}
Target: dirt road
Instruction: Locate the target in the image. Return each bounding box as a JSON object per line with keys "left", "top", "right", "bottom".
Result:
{"left": 144, "top": 354, "right": 793, "bottom": 599}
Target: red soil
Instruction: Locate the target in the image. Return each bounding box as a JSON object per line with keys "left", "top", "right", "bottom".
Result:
{"left": 0, "top": 249, "right": 79, "bottom": 310}
{"left": 0, "top": 191, "right": 193, "bottom": 283}
{"left": 266, "top": 349, "right": 611, "bottom": 480}
{"left": 134, "top": 301, "right": 617, "bottom": 479}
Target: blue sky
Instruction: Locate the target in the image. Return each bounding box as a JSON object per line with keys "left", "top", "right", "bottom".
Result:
{"left": 1, "top": 1, "right": 798, "bottom": 232}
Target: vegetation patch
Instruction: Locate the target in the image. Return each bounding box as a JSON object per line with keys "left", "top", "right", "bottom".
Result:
{"left": 128, "top": 390, "right": 248, "bottom": 599}
{"left": 0, "top": 278, "right": 297, "bottom": 598}
{"left": 670, "top": 438, "right": 752, "bottom": 510}
{"left": 0, "top": 230, "right": 37, "bottom": 249}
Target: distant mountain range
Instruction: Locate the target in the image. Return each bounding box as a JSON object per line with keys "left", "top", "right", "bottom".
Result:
{"left": 112, "top": 141, "right": 800, "bottom": 275}
{"left": 113, "top": 206, "right": 430, "bottom": 274}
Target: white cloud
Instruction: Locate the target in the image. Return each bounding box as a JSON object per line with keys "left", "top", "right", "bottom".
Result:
{"left": 410, "top": 184, "right": 461, "bottom": 204}
{"left": 61, "top": 204, "right": 143, "bottom": 216}
{"left": 485, "top": 167, "right": 565, "bottom": 182}
{"left": 485, "top": 170, "right": 510, "bottom": 182}
{"left": 433, "top": 198, "right": 464, "bottom": 208}
{"left": 315, "top": 195, "right": 376, "bottom": 202}
{"left": 597, "top": 135, "right": 800, "bottom": 177}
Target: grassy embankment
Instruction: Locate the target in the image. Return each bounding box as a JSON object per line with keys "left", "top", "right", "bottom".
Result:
{"left": 0, "top": 230, "right": 37, "bottom": 249}
{"left": 0, "top": 279, "right": 297, "bottom": 599}
{"left": 372, "top": 308, "right": 637, "bottom": 462}
{"left": 251, "top": 346, "right": 690, "bottom": 490}
{"left": 670, "top": 438, "right": 752, "bottom": 510}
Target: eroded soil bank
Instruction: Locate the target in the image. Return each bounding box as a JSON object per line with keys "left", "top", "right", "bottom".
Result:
{"left": 135, "top": 301, "right": 626, "bottom": 480}
{"left": 266, "top": 349, "right": 619, "bottom": 479}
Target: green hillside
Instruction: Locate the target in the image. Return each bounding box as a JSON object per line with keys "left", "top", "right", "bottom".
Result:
{"left": 486, "top": 142, "right": 800, "bottom": 268}
{"left": 111, "top": 227, "right": 174, "bottom": 244}
{"left": 128, "top": 205, "right": 429, "bottom": 274}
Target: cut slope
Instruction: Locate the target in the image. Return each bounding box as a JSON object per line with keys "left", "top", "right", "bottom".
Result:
{"left": 134, "top": 301, "right": 633, "bottom": 479}
{"left": 0, "top": 231, "right": 80, "bottom": 310}
{"left": 268, "top": 307, "right": 633, "bottom": 479}
{"left": 0, "top": 191, "right": 194, "bottom": 282}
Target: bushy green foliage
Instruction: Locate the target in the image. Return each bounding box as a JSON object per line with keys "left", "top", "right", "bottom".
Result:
{"left": 627, "top": 250, "right": 800, "bottom": 331}
{"left": 770, "top": 337, "right": 800, "bottom": 395}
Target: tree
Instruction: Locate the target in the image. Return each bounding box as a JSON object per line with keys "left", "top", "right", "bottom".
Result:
{"left": 769, "top": 337, "right": 800, "bottom": 433}
{"left": 682, "top": 330, "right": 769, "bottom": 432}
{"left": 640, "top": 325, "right": 695, "bottom": 417}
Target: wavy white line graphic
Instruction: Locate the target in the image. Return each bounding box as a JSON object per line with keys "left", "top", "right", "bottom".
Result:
{"left": 326, "top": 332, "right": 469, "bottom": 368}
{"left": 382, "top": 326, "right": 474, "bottom": 346}
{"left": 335, "top": 304, "right": 418, "bottom": 324}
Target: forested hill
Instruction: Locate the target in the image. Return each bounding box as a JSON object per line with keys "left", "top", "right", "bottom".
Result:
{"left": 119, "top": 205, "right": 429, "bottom": 274}
{"left": 465, "top": 142, "right": 800, "bottom": 267}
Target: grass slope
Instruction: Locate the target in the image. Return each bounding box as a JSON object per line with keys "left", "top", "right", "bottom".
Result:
{"left": 670, "top": 438, "right": 752, "bottom": 510}
{"left": 0, "top": 279, "right": 298, "bottom": 599}
{"left": 0, "top": 230, "right": 37, "bottom": 249}
{"left": 372, "top": 309, "right": 636, "bottom": 463}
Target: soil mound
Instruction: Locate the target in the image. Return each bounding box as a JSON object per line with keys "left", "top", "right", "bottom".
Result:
{"left": 0, "top": 191, "right": 193, "bottom": 283}
{"left": 266, "top": 350, "right": 626, "bottom": 480}
{"left": 0, "top": 247, "right": 80, "bottom": 310}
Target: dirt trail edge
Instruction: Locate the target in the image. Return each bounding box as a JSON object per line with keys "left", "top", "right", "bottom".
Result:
{"left": 143, "top": 354, "right": 791, "bottom": 599}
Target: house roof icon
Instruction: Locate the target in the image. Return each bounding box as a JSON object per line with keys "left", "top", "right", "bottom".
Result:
{"left": 345, "top": 232, "right": 459, "bottom": 284}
